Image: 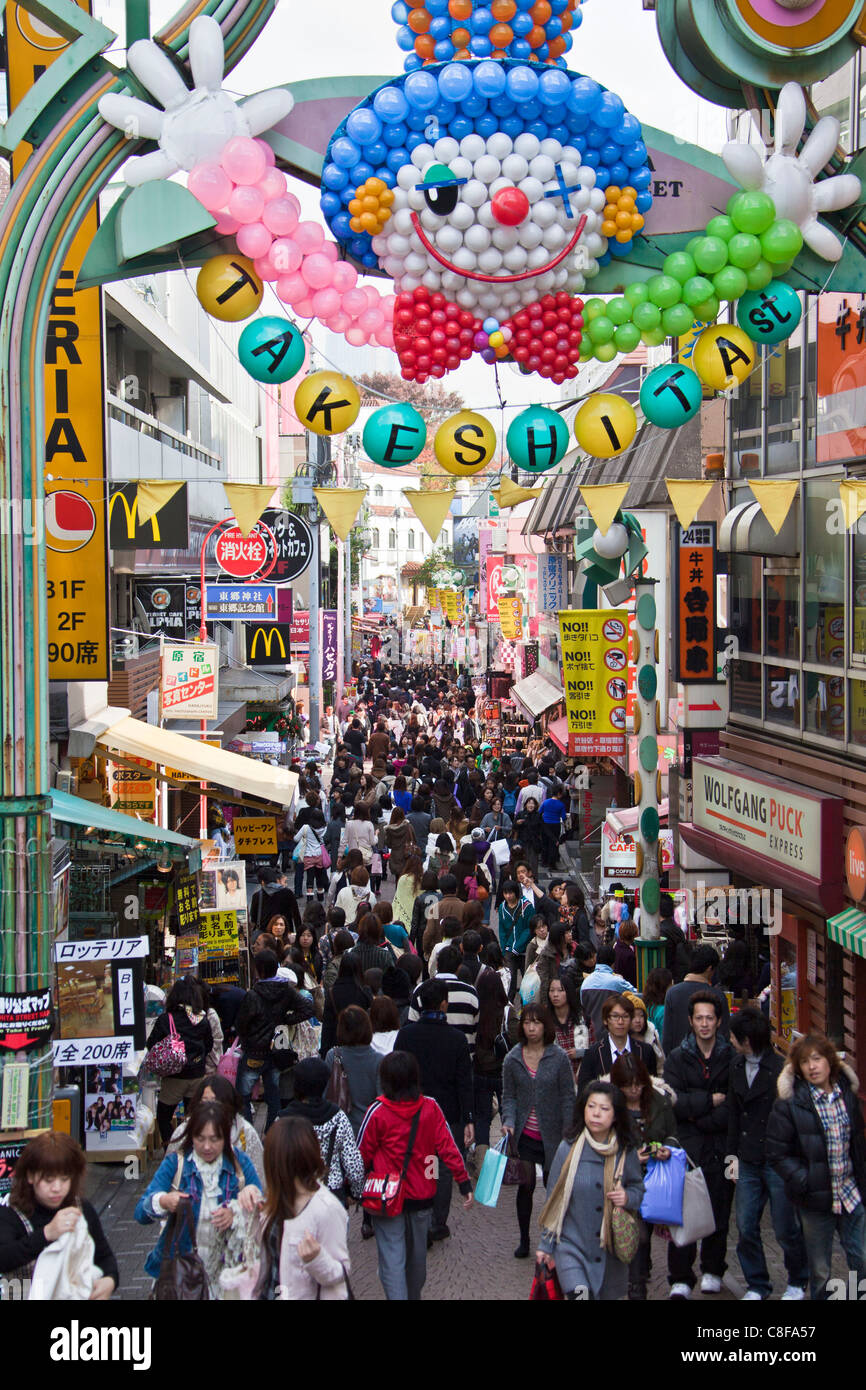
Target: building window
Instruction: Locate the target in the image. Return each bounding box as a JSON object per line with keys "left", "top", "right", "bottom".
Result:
{"left": 373, "top": 485, "right": 383, "bottom": 497}
{"left": 407, "top": 530, "right": 415, "bottom": 549}
{"left": 371, "top": 529, "right": 379, "bottom": 547}
{"left": 389, "top": 529, "right": 397, "bottom": 549}
{"left": 439, "top": 529, "right": 448, "bottom": 544}
{"left": 729, "top": 554, "right": 761, "bottom": 655}
{"left": 805, "top": 478, "right": 844, "bottom": 667}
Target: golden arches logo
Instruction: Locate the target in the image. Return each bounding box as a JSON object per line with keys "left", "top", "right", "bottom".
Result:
{"left": 249, "top": 627, "right": 286, "bottom": 660}
{"left": 108, "top": 489, "right": 161, "bottom": 542}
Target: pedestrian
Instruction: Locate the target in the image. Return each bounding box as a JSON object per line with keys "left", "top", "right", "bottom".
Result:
{"left": 624, "top": 990, "right": 664, "bottom": 1066}
{"left": 497, "top": 879, "right": 535, "bottom": 1002}
{"left": 664, "top": 991, "right": 734, "bottom": 1299}
{"left": 167, "top": 1074, "right": 265, "bottom": 1186}
{"left": 613, "top": 919, "right": 638, "bottom": 986}
{"left": 661, "top": 945, "right": 731, "bottom": 1054}
{"left": 324, "top": 1004, "right": 382, "bottom": 1137}
{"left": 335, "top": 865, "right": 376, "bottom": 927}
{"left": 370, "top": 995, "right": 401, "bottom": 1057}
{"left": 538, "top": 786, "right": 568, "bottom": 868}
{"left": 320, "top": 947, "right": 371, "bottom": 1055}
{"left": 391, "top": 853, "right": 424, "bottom": 937}
{"left": 136, "top": 1100, "right": 262, "bottom": 1298}
{"left": 766, "top": 1032, "right": 866, "bottom": 1301}
{"left": 659, "top": 893, "right": 690, "bottom": 982}
{"left": 535, "top": 920, "right": 575, "bottom": 1009}
{"left": 473, "top": 966, "right": 511, "bottom": 1155}
{"left": 536, "top": 1081, "right": 644, "bottom": 1301}
{"left": 524, "top": 915, "right": 549, "bottom": 972}
{"left": 512, "top": 796, "right": 543, "bottom": 874}
{"left": 408, "top": 945, "right": 480, "bottom": 1047}
{"left": 578, "top": 993, "right": 658, "bottom": 1089}
{"left": 253, "top": 1116, "right": 351, "bottom": 1299}
{"left": 234, "top": 950, "right": 315, "bottom": 1132}
{"left": 281, "top": 1058, "right": 365, "bottom": 1208}
{"left": 642, "top": 967, "right": 672, "bottom": 1039}
{"left": 514, "top": 862, "right": 559, "bottom": 927}
{"left": 502, "top": 1004, "right": 575, "bottom": 1259}
{"left": 0, "top": 1132, "right": 118, "bottom": 1300}
{"left": 348, "top": 911, "right": 397, "bottom": 976}
{"left": 149, "top": 976, "right": 214, "bottom": 1148}
{"left": 358, "top": 1050, "right": 473, "bottom": 1300}
{"left": 579, "top": 945, "right": 631, "bottom": 1045}
{"left": 609, "top": 1053, "right": 678, "bottom": 1300}
{"left": 547, "top": 973, "right": 586, "bottom": 1083}
{"left": 385, "top": 806, "right": 418, "bottom": 880}
{"left": 345, "top": 804, "right": 376, "bottom": 866}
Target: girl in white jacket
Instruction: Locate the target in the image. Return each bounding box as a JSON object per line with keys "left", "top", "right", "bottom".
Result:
{"left": 253, "top": 1116, "right": 350, "bottom": 1301}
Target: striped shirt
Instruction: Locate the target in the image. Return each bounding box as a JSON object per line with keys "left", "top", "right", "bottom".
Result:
{"left": 408, "top": 975, "right": 479, "bottom": 1050}
{"left": 810, "top": 1082, "right": 861, "bottom": 1214}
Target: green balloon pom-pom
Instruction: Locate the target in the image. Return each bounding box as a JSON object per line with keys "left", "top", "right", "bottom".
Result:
{"left": 693, "top": 236, "right": 729, "bottom": 275}
{"left": 625, "top": 281, "right": 649, "bottom": 308}
{"left": 594, "top": 341, "right": 618, "bottom": 363}
{"left": 682, "top": 275, "right": 715, "bottom": 308}
{"left": 640, "top": 326, "right": 667, "bottom": 347}
{"left": 583, "top": 297, "right": 607, "bottom": 322}
{"left": 692, "top": 295, "right": 720, "bottom": 322}
{"left": 706, "top": 214, "right": 736, "bottom": 243}
{"left": 728, "top": 190, "right": 776, "bottom": 235}
{"left": 613, "top": 322, "right": 641, "bottom": 353}
{"left": 663, "top": 252, "right": 696, "bottom": 284}
{"left": 761, "top": 219, "right": 803, "bottom": 265}
{"left": 647, "top": 274, "right": 681, "bottom": 309}
{"left": 686, "top": 235, "right": 703, "bottom": 257}
{"left": 607, "top": 298, "right": 632, "bottom": 326}
{"left": 661, "top": 302, "right": 694, "bottom": 337}
{"left": 588, "top": 315, "right": 615, "bottom": 345}
{"left": 713, "top": 265, "right": 749, "bottom": 301}
{"left": 727, "top": 232, "right": 762, "bottom": 270}
{"left": 632, "top": 301, "right": 661, "bottom": 331}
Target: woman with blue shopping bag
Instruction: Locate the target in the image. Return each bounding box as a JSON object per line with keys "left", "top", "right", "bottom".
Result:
{"left": 609, "top": 1054, "right": 680, "bottom": 1301}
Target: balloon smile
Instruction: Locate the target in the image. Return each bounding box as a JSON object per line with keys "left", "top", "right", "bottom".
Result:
{"left": 409, "top": 212, "right": 587, "bottom": 284}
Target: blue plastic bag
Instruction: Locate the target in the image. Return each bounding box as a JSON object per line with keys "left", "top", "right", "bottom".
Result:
{"left": 640, "top": 1146, "right": 688, "bottom": 1225}
{"left": 474, "top": 1139, "right": 508, "bottom": 1208}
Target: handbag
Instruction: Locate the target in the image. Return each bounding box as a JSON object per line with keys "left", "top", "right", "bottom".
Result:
{"left": 640, "top": 1146, "right": 688, "bottom": 1226}
{"left": 325, "top": 1047, "right": 352, "bottom": 1114}
{"left": 529, "top": 1259, "right": 564, "bottom": 1300}
{"left": 219, "top": 1217, "right": 261, "bottom": 1302}
{"left": 519, "top": 964, "right": 541, "bottom": 1006}
{"left": 474, "top": 1140, "right": 508, "bottom": 1208}
{"left": 667, "top": 1159, "right": 716, "bottom": 1247}
{"left": 493, "top": 1004, "right": 513, "bottom": 1063}
{"left": 362, "top": 1107, "right": 422, "bottom": 1217}
{"left": 320, "top": 843, "right": 332, "bottom": 869}
{"left": 609, "top": 1151, "right": 640, "bottom": 1264}
{"left": 143, "top": 1013, "right": 186, "bottom": 1079}
{"left": 270, "top": 1023, "right": 298, "bottom": 1073}
{"left": 501, "top": 1135, "right": 533, "bottom": 1187}
{"left": 150, "top": 1167, "right": 209, "bottom": 1302}
{"left": 490, "top": 837, "right": 512, "bottom": 867}
{"left": 217, "top": 1039, "right": 242, "bottom": 1086}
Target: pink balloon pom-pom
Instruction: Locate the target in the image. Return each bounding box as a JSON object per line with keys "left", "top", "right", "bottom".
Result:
{"left": 236, "top": 222, "right": 273, "bottom": 260}
{"left": 294, "top": 221, "right": 325, "bottom": 254}
{"left": 271, "top": 238, "right": 302, "bottom": 275}
{"left": 214, "top": 212, "right": 240, "bottom": 235}
{"left": 254, "top": 254, "right": 279, "bottom": 283}
{"left": 331, "top": 261, "right": 357, "bottom": 293}
{"left": 362, "top": 284, "right": 381, "bottom": 307}
{"left": 342, "top": 288, "right": 368, "bottom": 319}
{"left": 312, "top": 287, "right": 340, "bottom": 319}
{"left": 260, "top": 167, "right": 287, "bottom": 201}
{"left": 276, "top": 271, "right": 309, "bottom": 303}
{"left": 359, "top": 308, "right": 384, "bottom": 334}
{"left": 320, "top": 241, "right": 339, "bottom": 263}
{"left": 326, "top": 311, "right": 351, "bottom": 334}
{"left": 293, "top": 297, "right": 316, "bottom": 319}
{"left": 381, "top": 295, "right": 396, "bottom": 320}
{"left": 187, "top": 162, "right": 233, "bottom": 213}
{"left": 374, "top": 327, "right": 395, "bottom": 349}
{"left": 262, "top": 195, "right": 300, "bottom": 237}
{"left": 254, "top": 138, "right": 276, "bottom": 168}
{"left": 346, "top": 327, "right": 368, "bottom": 348}
{"left": 229, "top": 185, "right": 265, "bottom": 224}
{"left": 221, "top": 136, "right": 267, "bottom": 186}
{"left": 301, "top": 252, "right": 335, "bottom": 290}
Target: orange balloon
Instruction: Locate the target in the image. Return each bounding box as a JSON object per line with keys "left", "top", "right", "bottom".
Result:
{"left": 632, "top": 213, "right": 645, "bottom": 231}
{"left": 605, "top": 186, "right": 622, "bottom": 202}
{"left": 490, "top": 47, "right": 508, "bottom": 57}
{"left": 490, "top": 0, "right": 517, "bottom": 16}
{"left": 489, "top": 21, "right": 513, "bottom": 45}
{"left": 601, "top": 220, "right": 617, "bottom": 237}
{"left": 527, "top": 23, "right": 545, "bottom": 45}
{"left": 448, "top": 0, "right": 472, "bottom": 16}
{"left": 408, "top": 7, "right": 431, "bottom": 31}
{"left": 530, "top": 0, "right": 552, "bottom": 22}
{"left": 559, "top": 10, "right": 572, "bottom": 30}
{"left": 414, "top": 31, "right": 435, "bottom": 54}
{"left": 454, "top": 45, "right": 471, "bottom": 57}
{"left": 451, "top": 25, "right": 470, "bottom": 44}
{"left": 615, "top": 230, "right": 633, "bottom": 244}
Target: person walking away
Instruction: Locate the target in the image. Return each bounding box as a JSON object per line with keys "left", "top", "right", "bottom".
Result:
{"left": 539, "top": 786, "right": 568, "bottom": 869}
{"left": 472, "top": 967, "right": 511, "bottom": 1162}
{"left": 359, "top": 1050, "right": 473, "bottom": 1300}
{"left": 281, "top": 1059, "right": 365, "bottom": 1208}
{"left": 502, "top": 1004, "right": 575, "bottom": 1259}
{"left": 324, "top": 1004, "right": 382, "bottom": 1137}
{"left": 664, "top": 991, "right": 734, "bottom": 1299}
{"left": 234, "top": 950, "right": 315, "bottom": 1132}
{"left": 536, "top": 1082, "right": 644, "bottom": 1300}
{"left": 727, "top": 1007, "right": 808, "bottom": 1302}
{"left": 253, "top": 1116, "right": 350, "bottom": 1299}
{"left": 149, "top": 976, "right": 214, "bottom": 1148}
{"left": 766, "top": 1032, "right": 866, "bottom": 1301}
{"left": 408, "top": 945, "right": 480, "bottom": 1049}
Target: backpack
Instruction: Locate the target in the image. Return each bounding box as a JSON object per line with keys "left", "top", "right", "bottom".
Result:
{"left": 502, "top": 789, "right": 517, "bottom": 817}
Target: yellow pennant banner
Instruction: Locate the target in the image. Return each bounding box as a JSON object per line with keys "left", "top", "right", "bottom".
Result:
{"left": 749, "top": 480, "right": 799, "bottom": 535}
{"left": 664, "top": 479, "right": 716, "bottom": 531}
{"left": 840, "top": 481, "right": 866, "bottom": 530}
{"left": 314, "top": 487, "right": 367, "bottom": 542}
{"left": 402, "top": 488, "right": 456, "bottom": 543}
{"left": 579, "top": 483, "right": 629, "bottom": 535}
{"left": 135, "top": 480, "right": 185, "bottom": 528}
{"left": 493, "top": 478, "right": 543, "bottom": 509}
{"left": 223, "top": 483, "right": 276, "bottom": 537}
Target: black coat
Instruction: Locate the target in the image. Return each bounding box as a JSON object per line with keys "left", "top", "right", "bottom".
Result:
{"left": 395, "top": 1016, "right": 474, "bottom": 1129}
{"left": 726, "top": 1048, "right": 786, "bottom": 1166}
{"left": 577, "top": 1035, "right": 657, "bottom": 1093}
{"left": 0, "top": 1199, "right": 119, "bottom": 1286}
{"left": 766, "top": 1061, "right": 866, "bottom": 1213}
{"left": 147, "top": 1007, "right": 213, "bottom": 1080}
{"left": 663, "top": 1033, "right": 732, "bottom": 1169}
{"left": 235, "top": 979, "right": 315, "bottom": 1061}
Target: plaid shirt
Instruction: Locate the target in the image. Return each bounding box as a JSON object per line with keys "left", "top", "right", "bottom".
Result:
{"left": 810, "top": 1083, "right": 862, "bottom": 1214}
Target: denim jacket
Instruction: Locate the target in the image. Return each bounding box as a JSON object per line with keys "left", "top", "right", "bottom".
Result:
{"left": 135, "top": 1147, "right": 259, "bottom": 1277}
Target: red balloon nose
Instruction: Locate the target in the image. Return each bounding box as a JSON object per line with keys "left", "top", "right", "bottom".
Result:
{"left": 491, "top": 187, "right": 530, "bottom": 226}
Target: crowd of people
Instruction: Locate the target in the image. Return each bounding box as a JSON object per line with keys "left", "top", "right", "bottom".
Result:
{"left": 3, "top": 660, "right": 865, "bottom": 1304}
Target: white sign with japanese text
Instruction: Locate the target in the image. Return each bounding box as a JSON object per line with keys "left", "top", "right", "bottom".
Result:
{"left": 53, "top": 1036, "right": 137, "bottom": 1067}
{"left": 161, "top": 643, "right": 219, "bottom": 720}
{"left": 54, "top": 936, "right": 149, "bottom": 962}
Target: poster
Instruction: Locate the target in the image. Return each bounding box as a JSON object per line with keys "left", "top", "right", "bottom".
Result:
{"left": 161, "top": 643, "right": 218, "bottom": 720}
{"left": 175, "top": 874, "right": 201, "bottom": 935}
{"left": 135, "top": 580, "right": 187, "bottom": 636}
{"left": 498, "top": 594, "right": 523, "bottom": 639}
{"left": 83, "top": 1065, "right": 141, "bottom": 1152}
{"left": 200, "top": 909, "right": 240, "bottom": 958}
{"left": 0, "top": 1140, "right": 27, "bottom": 1198}
{"left": 56, "top": 953, "right": 144, "bottom": 1048}
{"left": 200, "top": 861, "right": 248, "bottom": 939}
{"left": 0, "top": 989, "right": 53, "bottom": 1052}
{"left": 558, "top": 609, "right": 628, "bottom": 756}
{"left": 234, "top": 817, "right": 278, "bottom": 856}
{"left": 486, "top": 556, "right": 505, "bottom": 620}
{"left": 601, "top": 823, "right": 675, "bottom": 880}
{"left": 245, "top": 622, "right": 292, "bottom": 666}
{"left": 108, "top": 482, "right": 189, "bottom": 550}
{"left": 538, "top": 553, "right": 567, "bottom": 613}
{"left": 108, "top": 757, "right": 156, "bottom": 820}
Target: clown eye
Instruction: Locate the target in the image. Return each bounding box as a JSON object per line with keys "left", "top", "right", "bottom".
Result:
{"left": 418, "top": 163, "right": 466, "bottom": 215}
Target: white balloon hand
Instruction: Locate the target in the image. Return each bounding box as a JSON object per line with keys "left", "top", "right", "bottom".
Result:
{"left": 98, "top": 14, "right": 292, "bottom": 186}
{"left": 722, "top": 82, "right": 860, "bottom": 263}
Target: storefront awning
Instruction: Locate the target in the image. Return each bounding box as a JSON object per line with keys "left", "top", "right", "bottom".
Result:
{"left": 94, "top": 716, "right": 298, "bottom": 807}
{"left": 718, "top": 500, "right": 798, "bottom": 556}
{"left": 51, "top": 789, "right": 199, "bottom": 850}
{"left": 827, "top": 907, "right": 866, "bottom": 959}
{"left": 549, "top": 716, "right": 569, "bottom": 754}
{"left": 510, "top": 672, "right": 564, "bottom": 721}
{"left": 607, "top": 801, "right": 669, "bottom": 835}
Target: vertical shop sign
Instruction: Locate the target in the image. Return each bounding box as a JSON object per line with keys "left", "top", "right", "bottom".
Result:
{"left": 674, "top": 522, "right": 717, "bottom": 684}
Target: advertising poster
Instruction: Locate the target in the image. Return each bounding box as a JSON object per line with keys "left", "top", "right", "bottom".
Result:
{"left": 200, "top": 861, "right": 248, "bottom": 940}
{"left": 233, "top": 817, "right": 278, "bottom": 855}
{"left": 322, "top": 610, "right": 338, "bottom": 684}
{"left": 498, "top": 594, "right": 523, "bottom": 639}
{"left": 558, "top": 609, "right": 628, "bottom": 756}
{"left": 485, "top": 556, "right": 504, "bottom": 619}
{"left": 161, "top": 643, "right": 219, "bottom": 720}
{"left": 83, "top": 1065, "right": 141, "bottom": 1153}
{"left": 108, "top": 757, "right": 156, "bottom": 820}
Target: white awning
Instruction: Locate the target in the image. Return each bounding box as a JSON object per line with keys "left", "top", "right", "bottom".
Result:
{"left": 94, "top": 715, "right": 298, "bottom": 807}
{"left": 606, "top": 800, "right": 669, "bottom": 835}
{"left": 719, "top": 500, "right": 798, "bottom": 556}
{"left": 509, "top": 672, "right": 564, "bottom": 721}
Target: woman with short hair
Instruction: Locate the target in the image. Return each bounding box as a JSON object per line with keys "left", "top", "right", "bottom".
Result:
{"left": 325, "top": 1005, "right": 381, "bottom": 1136}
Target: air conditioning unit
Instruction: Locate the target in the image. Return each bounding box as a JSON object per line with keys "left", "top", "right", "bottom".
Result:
{"left": 55, "top": 770, "right": 76, "bottom": 795}
{"left": 490, "top": 523, "right": 508, "bottom": 552}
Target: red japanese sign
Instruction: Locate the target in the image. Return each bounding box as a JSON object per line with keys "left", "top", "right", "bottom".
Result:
{"left": 215, "top": 524, "right": 277, "bottom": 580}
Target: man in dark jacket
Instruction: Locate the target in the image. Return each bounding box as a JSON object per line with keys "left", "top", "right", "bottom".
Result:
{"left": 661, "top": 944, "right": 731, "bottom": 1055}
{"left": 727, "top": 1007, "right": 808, "bottom": 1301}
{"left": 577, "top": 992, "right": 657, "bottom": 1090}
{"left": 249, "top": 868, "right": 301, "bottom": 941}
{"left": 235, "top": 950, "right": 315, "bottom": 1131}
{"left": 766, "top": 1035, "right": 866, "bottom": 1301}
{"left": 396, "top": 977, "right": 474, "bottom": 1244}
{"left": 664, "top": 990, "right": 734, "bottom": 1299}
{"left": 659, "top": 893, "right": 690, "bottom": 982}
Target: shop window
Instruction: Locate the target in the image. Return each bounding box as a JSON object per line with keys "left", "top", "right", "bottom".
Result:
{"left": 730, "top": 659, "right": 761, "bottom": 718}
{"left": 849, "top": 677, "right": 866, "bottom": 746}
{"left": 729, "top": 554, "right": 761, "bottom": 654}
{"left": 766, "top": 330, "right": 803, "bottom": 475}
{"left": 851, "top": 521, "right": 866, "bottom": 663}
{"left": 765, "top": 665, "right": 799, "bottom": 728}
{"left": 765, "top": 569, "right": 799, "bottom": 660}
{"left": 825, "top": 938, "right": 845, "bottom": 1048}
{"left": 804, "top": 671, "right": 845, "bottom": 740}
{"left": 804, "top": 478, "right": 845, "bottom": 666}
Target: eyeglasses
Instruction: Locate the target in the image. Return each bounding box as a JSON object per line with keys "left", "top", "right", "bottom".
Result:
{"left": 608, "top": 1013, "right": 630, "bottom": 1022}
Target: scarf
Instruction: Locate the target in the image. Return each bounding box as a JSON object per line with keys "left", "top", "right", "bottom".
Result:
{"left": 539, "top": 1131, "right": 621, "bottom": 1252}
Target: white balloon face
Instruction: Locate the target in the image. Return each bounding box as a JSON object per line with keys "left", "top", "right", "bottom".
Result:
{"left": 370, "top": 134, "right": 606, "bottom": 319}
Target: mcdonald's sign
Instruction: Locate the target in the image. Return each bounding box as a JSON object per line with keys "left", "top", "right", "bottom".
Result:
{"left": 245, "top": 623, "right": 293, "bottom": 667}
{"left": 108, "top": 483, "right": 189, "bottom": 550}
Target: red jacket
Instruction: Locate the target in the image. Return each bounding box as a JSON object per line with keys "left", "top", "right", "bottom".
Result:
{"left": 358, "top": 1095, "right": 471, "bottom": 1208}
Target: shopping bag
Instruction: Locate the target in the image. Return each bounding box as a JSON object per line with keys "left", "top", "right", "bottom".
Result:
{"left": 490, "top": 838, "right": 512, "bottom": 867}
{"left": 668, "top": 1162, "right": 716, "bottom": 1247}
{"left": 519, "top": 965, "right": 541, "bottom": 1006}
{"left": 529, "top": 1260, "right": 563, "bottom": 1300}
{"left": 217, "top": 1039, "right": 242, "bottom": 1087}
{"left": 640, "top": 1146, "right": 688, "bottom": 1226}
{"left": 474, "top": 1140, "right": 508, "bottom": 1208}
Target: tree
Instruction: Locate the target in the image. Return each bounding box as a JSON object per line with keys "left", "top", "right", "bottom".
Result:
{"left": 357, "top": 373, "right": 464, "bottom": 491}
{"left": 412, "top": 546, "right": 455, "bottom": 588}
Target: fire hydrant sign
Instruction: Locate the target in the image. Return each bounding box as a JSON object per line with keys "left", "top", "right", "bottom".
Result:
{"left": 234, "top": 817, "right": 278, "bottom": 855}
{"left": 161, "top": 644, "right": 218, "bottom": 720}
{"left": 558, "top": 609, "right": 628, "bottom": 757}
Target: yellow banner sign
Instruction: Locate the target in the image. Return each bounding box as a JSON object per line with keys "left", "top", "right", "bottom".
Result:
{"left": 233, "top": 816, "right": 278, "bottom": 855}
{"left": 558, "top": 609, "right": 628, "bottom": 757}
{"left": 108, "top": 757, "right": 156, "bottom": 820}
{"left": 199, "top": 909, "right": 240, "bottom": 959}
{"left": 498, "top": 593, "right": 523, "bottom": 639}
